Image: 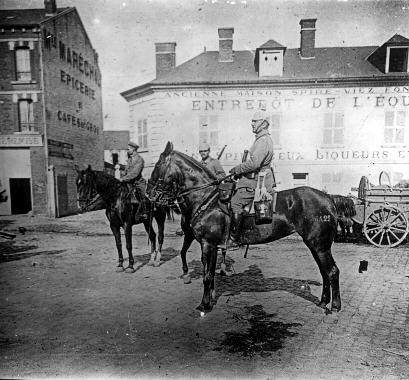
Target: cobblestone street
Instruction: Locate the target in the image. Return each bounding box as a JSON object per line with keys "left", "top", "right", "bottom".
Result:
{"left": 1, "top": 211, "right": 409, "bottom": 379}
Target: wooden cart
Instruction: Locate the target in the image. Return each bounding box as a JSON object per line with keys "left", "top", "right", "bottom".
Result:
{"left": 353, "top": 172, "right": 409, "bottom": 247}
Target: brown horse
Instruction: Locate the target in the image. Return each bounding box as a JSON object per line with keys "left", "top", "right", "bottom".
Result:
{"left": 76, "top": 166, "right": 167, "bottom": 272}
{"left": 148, "top": 142, "right": 341, "bottom": 313}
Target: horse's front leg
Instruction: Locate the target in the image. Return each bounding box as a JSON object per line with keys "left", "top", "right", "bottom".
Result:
{"left": 124, "top": 224, "right": 136, "bottom": 273}
{"left": 110, "top": 222, "right": 124, "bottom": 272}
{"left": 197, "top": 241, "right": 218, "bottom": 312}
{"left": 180, "top": 231, "right": 194, "bottom": 284}
{"left": 150, "top": 208, "right": 166, "bottom": 266}
{"left": 143, "top": 220, "right": 158, "bottom": 266}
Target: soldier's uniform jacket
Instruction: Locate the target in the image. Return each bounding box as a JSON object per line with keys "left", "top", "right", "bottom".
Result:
{"left": 232, "top": 129, "right": 274, "bottom": 191}
{"left": 121, "top": 152, "right": 146, "bottom": 194}
{"left": 201, "top": 156, "right": 226, "bottom": 179}
{"left": 122, "top": 152, "right": 144, "bottom": 181}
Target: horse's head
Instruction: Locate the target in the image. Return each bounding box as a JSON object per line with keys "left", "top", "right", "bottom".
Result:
{"left": 148, "top": 142, "right": 184, "bottom": 205}
{"left": 75, "top": 165, "right": 98, "bottom": 212}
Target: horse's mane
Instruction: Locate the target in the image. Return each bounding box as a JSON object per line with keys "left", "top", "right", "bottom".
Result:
{"left": 173, "top": 150, "right": 217, "bottom": 180}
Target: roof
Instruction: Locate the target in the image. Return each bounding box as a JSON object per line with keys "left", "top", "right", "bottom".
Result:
{"left": 385, "top": 34, "right": 409, "bottom": 46}
{"left": 121, "top": 35, "right": 409, "bottom": 100}
{"left": 103, "top": 130, "right": 130, "bottom": 150}
{"left": 0, "top": 8, "right": 71, "bottom": 27}
{"left": 150, "top": 46, "right": 382, "bottom": 84}
{"left": 258, "top": 40, "right": 286, "bottom": 49}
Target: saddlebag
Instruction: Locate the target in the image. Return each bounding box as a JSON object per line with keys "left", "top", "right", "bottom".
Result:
{"left": 218, "top": 182, "right": 235, "bottom": 203}
{"left": 254, "top": 199, "right": 274, "bottom": 225}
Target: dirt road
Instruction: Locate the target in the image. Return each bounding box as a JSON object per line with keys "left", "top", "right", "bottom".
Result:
{"left": 1, "top": 211, "right": 408, "bottom": 379}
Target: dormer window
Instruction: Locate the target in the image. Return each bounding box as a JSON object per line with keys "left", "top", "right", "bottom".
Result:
{"left": 386, "top": 46, "right": 409, "bottom": 73}
{"left": 255, "top": 40, "right": 286, "bottom": 77}
{"left": 367, "top": 34, "right": 409, "bottom": 74}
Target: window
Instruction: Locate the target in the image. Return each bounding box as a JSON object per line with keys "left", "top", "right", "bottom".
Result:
{"left": 386, "top": 47, "right": 408, "bottom": 73}
{"left": 18, "top": 100, "right": 35, "bottom": 132}
{"left": 15, "top": 47, "right": 31, "bottom": 81}
{"left": 323, "top": 112, "right": 344, "bottom": 145}
{"left": 137, "top": 119, "right": 148, "bottom": 150}
{"left": 266, "top": 113, "right": 281, "bottom": 146}
{"left": 112, "top": 153, "right": 119, "bottom": 165}
{"left": 322, "top": 172, "right": 343, "bottom": 193}
{"left": 384, "top": 110, "right": 406, "bottom": 144}
{"left": 292, "top": 173, "right": 309, "bottom": 187}
{"left": 199, "top": 115, "right": 219, "bottom": 147}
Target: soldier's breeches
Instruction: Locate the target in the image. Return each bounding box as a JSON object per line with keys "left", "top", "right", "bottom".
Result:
{"left": 230, "top": 187, "right": 255, "bottom": 213}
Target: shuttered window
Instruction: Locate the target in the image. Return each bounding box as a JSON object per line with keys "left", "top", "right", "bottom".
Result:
{"left": 323, "top": 112, "right": 344, "bottom": 145}
{"left": 18, "top": 99, "right": 35, "bottom": 132}
{"left": 15, "top": 47, "right": 31, "bottom": 81}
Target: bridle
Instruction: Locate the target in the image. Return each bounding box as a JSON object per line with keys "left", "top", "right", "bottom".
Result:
{"left": 77, "top": 171, "right": 100, "bottom": 211}
{"left": 149, "top": 152, "right": 233, "bottom": 207}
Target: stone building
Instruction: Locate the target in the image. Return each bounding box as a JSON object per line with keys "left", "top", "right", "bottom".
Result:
{"left": 121, "top": 19, "right": 409, "bottom": 195}
{"left": 0, "top": 0, "right": 103, "bottom": 216}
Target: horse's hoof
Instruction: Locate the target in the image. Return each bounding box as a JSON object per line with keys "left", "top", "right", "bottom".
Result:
{"left": 125, "top": 266, "right": 136, "bottom": 273}
{"left": 116, "top": 266, "right": 124, "bottom": 272}
{"left": 196, "top": 303, "right": 212, "bottom": 313}
{"left": 331, "top": 305, "right": 341, "bottom": 312}
{"left": 182, "top": 274, "right": 191, "bottom": 284}
{"left": 147, "top": 260, "right": 155, "bottom": 266}
{"left": 211, "top": 290, "right": 216, "bottom": 300}
{"left": 153, "top": 261, "right": 161, "bottom": 267}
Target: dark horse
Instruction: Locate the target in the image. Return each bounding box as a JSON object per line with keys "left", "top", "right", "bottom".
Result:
{"left": 76, "top": 166, "right": 167, "bottom": 272}
{"left": 329, "top": 194, "right": 358, "bottom": 241}
{"left": 148, "top": 142, "right": 341, "bottom": 313}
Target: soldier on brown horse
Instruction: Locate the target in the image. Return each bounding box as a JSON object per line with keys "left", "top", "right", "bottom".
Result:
{"left": 148, "top": 142, "right": 341, "bottom": 313}
{"left": 76, "top": 165, "right": 167, "bottom": 272}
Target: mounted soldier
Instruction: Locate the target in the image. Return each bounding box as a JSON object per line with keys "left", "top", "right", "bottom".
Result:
{"left": 228, "top": 110, "right": 275, "bottom": 249}
{"left": 120, "top": 141, "right": 147, "bottom": 219}
{"left": 199, "top": 142, "right": 226, "bottom": 179}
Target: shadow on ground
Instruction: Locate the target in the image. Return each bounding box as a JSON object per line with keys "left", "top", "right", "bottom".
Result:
{"left": 189, "top": 259, "right": 322, "bottom": 307}
{"left": 0, "top": 240, "right": 65, "bottom": 263}
{"left": 215, "top": 304, "right": 302, "bottom": 357}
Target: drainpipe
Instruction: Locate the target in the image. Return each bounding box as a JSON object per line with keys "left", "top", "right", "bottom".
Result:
{"left": 38, "top": 26, "right": 55, "bottom": 217}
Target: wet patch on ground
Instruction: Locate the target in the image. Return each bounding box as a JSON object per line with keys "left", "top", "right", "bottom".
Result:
{"left": 215, "top": 304, "right": 302, "bottom": 357}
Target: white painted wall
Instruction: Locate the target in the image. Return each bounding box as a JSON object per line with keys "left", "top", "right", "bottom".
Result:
{"left": 128, "top": 85, "right": 409, "bottom": 196}
{"left": 0, "top": 149, "right": 31, "bottom": 215}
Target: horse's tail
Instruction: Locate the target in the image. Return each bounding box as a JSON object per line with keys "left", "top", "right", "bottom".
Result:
{"left": 329, "top": 194, "right": 357, "bottom": 218}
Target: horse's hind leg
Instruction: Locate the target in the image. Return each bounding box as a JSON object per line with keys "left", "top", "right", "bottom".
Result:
{"left": 304, "top": 239, "right": 341, "bottom": 311}
{"left": 143, "top": 220, "right": 158, "bottom": 266}
{"left": 124, "top": 224, "right": 136, "bottom": 273}
{"left": 110, "top": 223, "right": 124, "bottom": 272}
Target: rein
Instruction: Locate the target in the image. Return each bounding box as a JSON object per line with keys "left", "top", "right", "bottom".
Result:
{"left": 177, "top": 174, "right": 234, "bottom": 197}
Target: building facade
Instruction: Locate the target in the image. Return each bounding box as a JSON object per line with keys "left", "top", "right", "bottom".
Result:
{"left": 0, "top": 0, "right": 103, "bottom": 216}
{"left": 121, "top": 20, "right": 409, "bottom": 196}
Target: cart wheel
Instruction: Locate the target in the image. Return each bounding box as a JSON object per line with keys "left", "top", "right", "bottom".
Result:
{"left": 364, "top": 206, "right": 409, "bottom": 247}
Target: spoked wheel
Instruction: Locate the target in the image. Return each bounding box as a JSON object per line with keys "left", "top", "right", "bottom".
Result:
{"left": 364, "top": 206, "right": 409, "bottom": 247}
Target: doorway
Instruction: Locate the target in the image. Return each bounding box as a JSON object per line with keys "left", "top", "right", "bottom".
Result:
{"left": 9, "top": 178, "right": 32, "bottom": 214}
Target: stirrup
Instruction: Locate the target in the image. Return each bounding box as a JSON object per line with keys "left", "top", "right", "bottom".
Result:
{"left": 226, "top": 237, "right": 242, "bottom": 251}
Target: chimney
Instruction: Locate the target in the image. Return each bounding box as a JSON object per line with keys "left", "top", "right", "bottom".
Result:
{"left": 299, "top": 18, "right": 317, "bottom": 59}
{"left": 155, "top": 42, "right": 176, "bottom": 78}
{"left": 218, "top": 27, "right": 234, "bottom": 62}
{"left": 44, "top": 0, "right": 57, "bottom": 15}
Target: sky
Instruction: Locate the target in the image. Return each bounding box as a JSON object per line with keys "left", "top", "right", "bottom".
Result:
{"left": 2, "top": 0, "right": 409, "bottom": 130}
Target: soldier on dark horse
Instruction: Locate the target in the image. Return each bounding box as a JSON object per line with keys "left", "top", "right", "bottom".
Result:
{"left": 120, "top": 141, "right": 148, "bottom": 221}
{"left": 148, "top": 116, "right": 341, "bottom": 313}
{"left": 228, "top": 110, "right": 275, "bottom": 249}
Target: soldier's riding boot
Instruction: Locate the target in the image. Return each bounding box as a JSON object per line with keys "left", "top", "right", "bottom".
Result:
{"left": 227, "top": 212, "right": 243, "bottom": 250}
{"left": 135, "top": 188, "right": 148, "bottom": 220}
